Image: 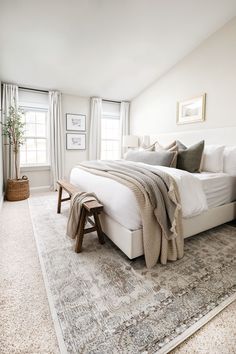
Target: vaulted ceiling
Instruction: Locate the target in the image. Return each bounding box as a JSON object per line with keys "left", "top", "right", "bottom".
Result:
{"left": 1, "top": 0, "right": 236, "bottom": 100}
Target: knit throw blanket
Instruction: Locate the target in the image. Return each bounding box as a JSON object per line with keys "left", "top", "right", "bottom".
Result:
{"left": 78, "top": 160, "right": 184, "bottom": 268}
{"left": 67, "top": 192, "right": 97, "bottom": 239}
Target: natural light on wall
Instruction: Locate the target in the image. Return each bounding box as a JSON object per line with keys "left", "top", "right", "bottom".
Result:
{"left": 101, "top": 101, "right": 121, "bottom": 160}
{"left": 19, "top": 88, "right": 49, "bottom": 167}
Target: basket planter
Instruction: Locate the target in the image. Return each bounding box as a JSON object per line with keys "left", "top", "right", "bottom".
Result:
{"left": 6, "top": 179, "right": 30, "bottom": 201}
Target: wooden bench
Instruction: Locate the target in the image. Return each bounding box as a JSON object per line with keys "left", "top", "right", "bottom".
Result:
{"left": 57, "top": 180, "right": 105, "bottom": 253}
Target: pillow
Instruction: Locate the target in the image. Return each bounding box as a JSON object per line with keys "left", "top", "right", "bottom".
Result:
{"left": 176, "top": 140, "right": 205, "bottom": 173}
{"left": 223, "top": 146, "right": 236, "bottom": 175}
{"left": 155, "top": 140, "right": 177, "bottom": 151}
{"left": 143, "top": 142, "right": 156, "bottom": 151}
{"left": 144, "top": 140, "right": 177, "bottom": 152}
{"left": 175, "top": 140, "right": 186, "bottom": 150}
{"left": 155, "top": 141, "right": 178, "bottom": 167}
{"left": 201, "top": 145, "right": 225, "bottom": 172}
{"left": 125, "top": 150, "right": 177, "bottom": 167}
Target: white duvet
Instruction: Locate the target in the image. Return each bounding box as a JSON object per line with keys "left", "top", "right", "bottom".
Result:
{"left": 70, "top": 163, "right": 208, "bottom": 230}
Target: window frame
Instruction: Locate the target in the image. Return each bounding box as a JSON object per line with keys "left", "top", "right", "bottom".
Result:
{"left": 20, "top": 106, "right": 50, "bottom": 168}
{"left": 101, "top": 106, "right": 121, "bottom": 160}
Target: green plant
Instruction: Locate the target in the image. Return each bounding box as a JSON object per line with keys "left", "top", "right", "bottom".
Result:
{"left": 1, "top": 105, "right": 25, "bottom": 180}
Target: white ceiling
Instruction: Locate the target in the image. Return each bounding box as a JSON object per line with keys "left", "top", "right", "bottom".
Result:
{"left": 1, "top": 0, "right": 236, "bottom": 100}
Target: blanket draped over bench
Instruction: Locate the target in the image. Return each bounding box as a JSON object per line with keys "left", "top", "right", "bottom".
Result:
{"left": 67, "top": 192, "right": 97, "bottom": 239}
{"left": 78, "top": 160, "right": 184, "bottom": 268}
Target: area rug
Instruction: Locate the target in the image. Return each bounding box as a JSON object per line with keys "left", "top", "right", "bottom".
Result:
{"left": 29, "top": 194, "right": 236, "bottom": 354}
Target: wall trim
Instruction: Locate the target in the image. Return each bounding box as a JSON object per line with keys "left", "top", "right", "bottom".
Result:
{"left": 30, "top": 185, "right": 51, "bottom": 193}
{"left": 149, "top": 126, "right": 236, "bottom": 147}
{"left": 21, "top": 165, "right": 51, "bottom": 172}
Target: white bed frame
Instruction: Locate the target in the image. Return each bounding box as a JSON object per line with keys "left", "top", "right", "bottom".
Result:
{"left": 100, "top": 202, "right": 236, "bottom": 259}
{"left": 100, "top": 127, "right": 236, "bottom": 259}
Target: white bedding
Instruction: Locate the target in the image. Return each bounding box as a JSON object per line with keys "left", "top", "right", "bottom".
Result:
{"left": 193, "top": 172, "right": 236, "bottom": 209}
{"left": 70, "top": 163, "right": 208, "bottom": 230}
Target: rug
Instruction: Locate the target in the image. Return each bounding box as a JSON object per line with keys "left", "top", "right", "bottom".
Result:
{"left": 29, "top": 194, "right": 236, "bottom": 354}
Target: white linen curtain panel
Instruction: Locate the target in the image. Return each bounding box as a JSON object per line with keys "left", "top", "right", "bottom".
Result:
{"left": 89, "top": 97, "right": 102, "bottom": 160}
{"left": 2, "top": 83, "right": 19, "bottom": 187}
{"left": 120, "top": 101, "right": 130, "bottom": 156}
{"left": 49, "top": 91, "right": 64, "bottom": 191}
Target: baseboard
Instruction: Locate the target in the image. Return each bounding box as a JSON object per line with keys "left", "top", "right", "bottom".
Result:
{"left": 30, "top": 185, "right": 51, "bottom": 193}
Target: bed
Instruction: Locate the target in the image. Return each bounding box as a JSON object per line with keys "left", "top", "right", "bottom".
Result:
{"left": 70, "top": 166, "right": 236, "bottom": 259}
{"left": 70, "top": 127, "right": 236, "bottom": 260}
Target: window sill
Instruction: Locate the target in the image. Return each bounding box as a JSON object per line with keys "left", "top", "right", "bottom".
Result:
{"left": 20, "top": 164, "right": 51, "bottom": 172}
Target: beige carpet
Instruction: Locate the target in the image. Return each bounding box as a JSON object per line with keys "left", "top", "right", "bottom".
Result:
{"left": 0, "top": 195, "right": 236, "bottom": 353}
{"left": 0, "top": 199, "right": 59, "bottom": 354}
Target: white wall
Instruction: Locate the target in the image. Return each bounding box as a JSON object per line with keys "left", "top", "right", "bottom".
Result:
{"left": 0, "top": 82, "right": 3, "bottom": 206}
{"left": 130, "top": 17, "right": 236, "bottom": 136}
{"left": 0, "top": 130, "right": 3, "bottom": 203}
{"left": 22, "top": 93, "right": 90, "bottom": 188}
{"left": 62, "top": 94, "right": 90, "bottom": 179}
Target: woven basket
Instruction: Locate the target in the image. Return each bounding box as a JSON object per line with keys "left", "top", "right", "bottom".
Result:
{"left": 6, "top": 179, "right": 30, "bottom": 201}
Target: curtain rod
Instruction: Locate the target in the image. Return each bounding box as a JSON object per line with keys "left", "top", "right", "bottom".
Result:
{"left": 102, "top": 99, "right": 121, "bottom": 104}
{"left": 19, "top": 86, "right": 49, "bottom": 94}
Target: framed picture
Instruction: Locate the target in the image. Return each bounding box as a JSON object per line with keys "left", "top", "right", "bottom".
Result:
{"left": 66, "top": 113, "right": 86, "bottom": 131}
{"left": 177, "top": 94, "right": 206, "bottom": 124}
{"left": 66, "top": 133, "right": 86, "bottom": 150}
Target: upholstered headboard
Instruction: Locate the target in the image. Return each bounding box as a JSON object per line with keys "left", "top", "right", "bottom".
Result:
{"left": 149, "top": 126, "right": 236, "bottom": 147}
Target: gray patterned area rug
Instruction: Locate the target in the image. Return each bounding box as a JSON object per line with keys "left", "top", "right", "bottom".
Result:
{"left": 29, "top": 194, "right": 236, "bottom": 354}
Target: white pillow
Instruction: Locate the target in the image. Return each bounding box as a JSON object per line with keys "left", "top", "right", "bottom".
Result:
{"left": 202, "top": 145, "right": 225, "bottom": 172}
{"left": 223, "top": 146, "right": 236, "bottom": 175}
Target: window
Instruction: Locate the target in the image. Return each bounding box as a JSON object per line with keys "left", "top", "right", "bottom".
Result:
{"left": 20, "top": 108, "right": 49, "bottom": 166}
{"left": 101, "top": 101, "right": 121, "bottom": 160}
{"left": 19, "top": 88, "right": 49, "bottom": 167}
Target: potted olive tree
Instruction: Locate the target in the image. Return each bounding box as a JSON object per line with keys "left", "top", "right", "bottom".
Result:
{"left": 2, "top": 105, "right": 29, "bottom": 201}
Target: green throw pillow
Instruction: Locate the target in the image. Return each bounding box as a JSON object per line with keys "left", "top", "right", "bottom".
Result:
{"left": 176, "top": 140, "right": 205, "bottom": 173}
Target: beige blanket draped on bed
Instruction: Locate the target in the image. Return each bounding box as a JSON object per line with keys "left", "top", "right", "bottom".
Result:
{"left": 75, "top": 160, "right": 184, "bottom": 268}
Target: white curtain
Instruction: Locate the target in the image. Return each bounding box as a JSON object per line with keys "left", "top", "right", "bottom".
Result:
{"left": 49, "top": 91, "right": 64, "bottom": 191}
{"left": 89, "top": 97, "right": 102, "bottom": 160}
{"left": 2, "top": 83, "right": 19, "bottom": 186}
{"left": 120, "top": 101, "right": 130, "bottom": 157}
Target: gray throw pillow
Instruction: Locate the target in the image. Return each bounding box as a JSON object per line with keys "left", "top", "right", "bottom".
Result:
{"left": 155, "top": 141, "right": 179, "bottom": 167}
{"left": 125, "top": 150, "right": 177, "bottom": 167}
{"left": 176, "top": 140, "right": 205, "bottom": 173}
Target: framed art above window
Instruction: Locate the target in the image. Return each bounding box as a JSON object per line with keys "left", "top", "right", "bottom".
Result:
{"left": 66, "top": 133, "right": 86, "bottom": 150}
{"left": 177, "top": 93, "right": 206, "bottom": 125}
{"left": 66, "top": 113, "right": 86, "bottom": 131}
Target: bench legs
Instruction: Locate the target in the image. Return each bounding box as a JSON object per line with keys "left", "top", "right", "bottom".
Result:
{"left": 94, "top": 212, "right": 105, "bottom": 245}
{"left": 57, "top": 186, "right": 71, "bottom": 214}
{"left": 75, "top": 208, "right": 105, "bottom": 253}
{"left": 57, "top": 185, "right": 63, "bottom": 214}
{"left": 75, "top": 207, "right": 87, "bottom": 253}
